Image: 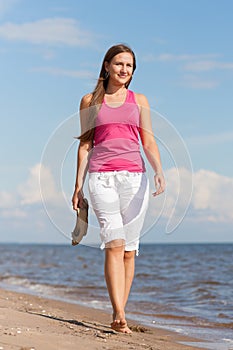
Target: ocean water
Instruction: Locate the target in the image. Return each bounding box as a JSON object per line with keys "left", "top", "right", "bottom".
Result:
{"left": 0, "top": 243, "right": 232, "bottom": 349}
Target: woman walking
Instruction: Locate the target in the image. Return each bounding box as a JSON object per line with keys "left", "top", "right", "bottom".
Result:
{"left": 72, "top": 44, "right": 165, "bottom": 333}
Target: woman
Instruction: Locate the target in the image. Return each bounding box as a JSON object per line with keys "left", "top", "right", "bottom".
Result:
{"left": 72, "top": 44, "right": 165, "bottom": 333}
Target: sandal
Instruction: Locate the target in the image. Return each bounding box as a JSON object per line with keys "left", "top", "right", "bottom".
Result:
{"left": 71, "top": 198, "right": 89, "bottom": 245}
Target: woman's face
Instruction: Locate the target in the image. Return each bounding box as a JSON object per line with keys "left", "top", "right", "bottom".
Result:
{"left": 105, "top": 52, "right": 134, "bottom": 86}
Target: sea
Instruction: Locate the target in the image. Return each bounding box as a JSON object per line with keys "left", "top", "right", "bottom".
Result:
{"left": 0, "top": 243, "right": 232, "bottom": 350}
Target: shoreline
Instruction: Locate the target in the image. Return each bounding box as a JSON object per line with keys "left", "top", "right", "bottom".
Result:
{"left": 0, "top": 287, "right": 208, "bottom": 350}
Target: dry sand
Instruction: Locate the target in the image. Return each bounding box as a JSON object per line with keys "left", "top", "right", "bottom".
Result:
{"left": 0, "top": 288, "right": 207, "bottom": 350}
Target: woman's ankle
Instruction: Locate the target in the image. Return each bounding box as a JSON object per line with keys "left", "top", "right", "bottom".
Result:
{"left": 113, "top": 309, "right": 125, "bottom": 321}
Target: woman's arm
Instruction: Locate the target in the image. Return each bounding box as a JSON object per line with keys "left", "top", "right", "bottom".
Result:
{"left": 72, "top": 94, "right": 93, "bottom": 210}
{"left": 135, "top": 93, "right": 165, "bottom": 196}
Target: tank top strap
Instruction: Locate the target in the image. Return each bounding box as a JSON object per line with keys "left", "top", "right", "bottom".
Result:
{"left": 126, "top": 89, "right": 137, "bottom": 104}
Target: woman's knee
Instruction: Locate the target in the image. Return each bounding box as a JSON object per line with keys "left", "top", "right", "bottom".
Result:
{"left": 124, "top": 250, "right": 135, "bottom": 260}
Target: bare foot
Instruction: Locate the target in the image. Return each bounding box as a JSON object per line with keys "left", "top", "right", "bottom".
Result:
{"left": 111, "top": 313, "right": 132, "bottom": 334}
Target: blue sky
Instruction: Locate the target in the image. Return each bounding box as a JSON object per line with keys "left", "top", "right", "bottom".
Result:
{"left": 0, "top": 0, "right": 233, "bottom": 245}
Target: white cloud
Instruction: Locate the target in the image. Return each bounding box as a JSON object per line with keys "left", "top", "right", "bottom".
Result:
{"left": 17, "top": 164, "right": 42, "bottom": 205}
{"left": 1, "top": 163, "right": 233, "bottom": 231}
{"left": 0, "top": 191, "right": 17, "bottom": 208}
{"left": 187, "top": 130, "right": 233, "bottom": 146}
{"left": 18, "top": 163, "right": 61, "bottom": 205}
{"left": 39, "top": 163, "right": 64, "bottom": 206}
{"left": 141, "top": 53, "right": 224, "bottom": 89}
{"left": 0, "top": 189, "right": 26, "bottom": 219}
{"left": 162, "top": 167, "right": 193, "bottom": 222}
{"left": 1, "top": 208, "right": 27, "bottom": 218}
{"left": 0, "top": 18, "right": 93, "bottom": 47}
{"left": 193, "top": 169, "right": 233, "bottom": 222}
{"left": 142, "top": 53, "right": 219, "bottom": 62}
{"left": 152, "top": 37, "right": 167, "bottom": 45}
{"left": 141, "top": 53, "right": 233, "bottom": 88}
{"left": 158, "top": 54, "right": 219, "bottom": 62}
{"left": 0, "top": 0, "right": 18, "bottom": 16}
{"left": 0, "top": 163, "right": 66, "bottom": 239}
{"left": 30, "top": 66, "right": 94, "bottom": 79}
{"left": 41, "top": 50, "right": 56, "bottom": 60}
{"left": 184, "top": 60, "right": 233, "bottom": 72}
{"left": 180, "top": 74, "right": 218, "bottom": 89}
{"left": 163, "top": 168, "right": 233, "bottom": 223}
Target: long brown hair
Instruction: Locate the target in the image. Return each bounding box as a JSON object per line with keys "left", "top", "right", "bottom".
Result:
{"left": 78, "top": 43, "right": 136, "bottom": 142}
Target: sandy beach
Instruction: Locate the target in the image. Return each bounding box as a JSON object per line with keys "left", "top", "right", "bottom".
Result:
{"left": 0, "top": 288, "right": 208, "bottom": 350}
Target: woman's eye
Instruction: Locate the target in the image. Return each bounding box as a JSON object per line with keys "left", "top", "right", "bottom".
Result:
{"left": 114, "top": 62, "right": 132, "bottom": 68}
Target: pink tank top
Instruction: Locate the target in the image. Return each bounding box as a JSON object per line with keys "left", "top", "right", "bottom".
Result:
{"left": 88, "top": 90, "right": 146, "bottom": 172}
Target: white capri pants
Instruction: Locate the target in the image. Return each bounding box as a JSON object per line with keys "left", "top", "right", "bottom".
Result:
{"left": 88, "top": 171, "right": 149, "bottom": 255}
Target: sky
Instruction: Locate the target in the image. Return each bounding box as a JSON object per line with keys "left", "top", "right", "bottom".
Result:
{"left": 0, "top": 0, "right": 233, "bottom": 245}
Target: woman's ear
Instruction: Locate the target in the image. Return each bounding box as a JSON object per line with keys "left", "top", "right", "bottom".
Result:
{"left": 104, "top": 61, "right": 109, "bottom": 72}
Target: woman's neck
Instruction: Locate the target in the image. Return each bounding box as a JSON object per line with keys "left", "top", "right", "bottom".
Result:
{"left": 105, "top": 85, "right": 127, "bottom": 95}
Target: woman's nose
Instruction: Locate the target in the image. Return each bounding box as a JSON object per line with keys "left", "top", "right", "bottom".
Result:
{"left": 121, "top": 65, "right": 127, "bottom": 72}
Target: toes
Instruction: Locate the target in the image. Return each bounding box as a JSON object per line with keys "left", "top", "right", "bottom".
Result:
{"left": 123, "top": 325, "right": 132, "bottom": 334}
{"left": 111, "top": 319, "right": 132, "bottom": 334}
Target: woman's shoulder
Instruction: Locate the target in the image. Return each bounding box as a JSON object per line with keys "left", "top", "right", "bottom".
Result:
{"left": 80, "top": 93, "right": 93, "bottom": 109}
{"left": 132, "top": 91, "right": 149, "bottom": 107}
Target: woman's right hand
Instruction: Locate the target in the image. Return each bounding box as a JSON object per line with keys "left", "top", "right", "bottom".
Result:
{"left": 72, "top": 189, "right": 84, "bottom": 211}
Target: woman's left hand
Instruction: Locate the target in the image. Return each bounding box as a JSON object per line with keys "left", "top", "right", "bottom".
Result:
{"left": 152, "top": 173, "right": 165, "bottom": 196}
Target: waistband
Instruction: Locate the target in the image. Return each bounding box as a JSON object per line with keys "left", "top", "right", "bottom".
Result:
{"left": 89, "top": 170, "right": 145, "bottom": 177}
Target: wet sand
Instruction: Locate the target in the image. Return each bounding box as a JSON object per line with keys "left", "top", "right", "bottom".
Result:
{"left": 0, "top": 288, "right": 207, "bottom": 350}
